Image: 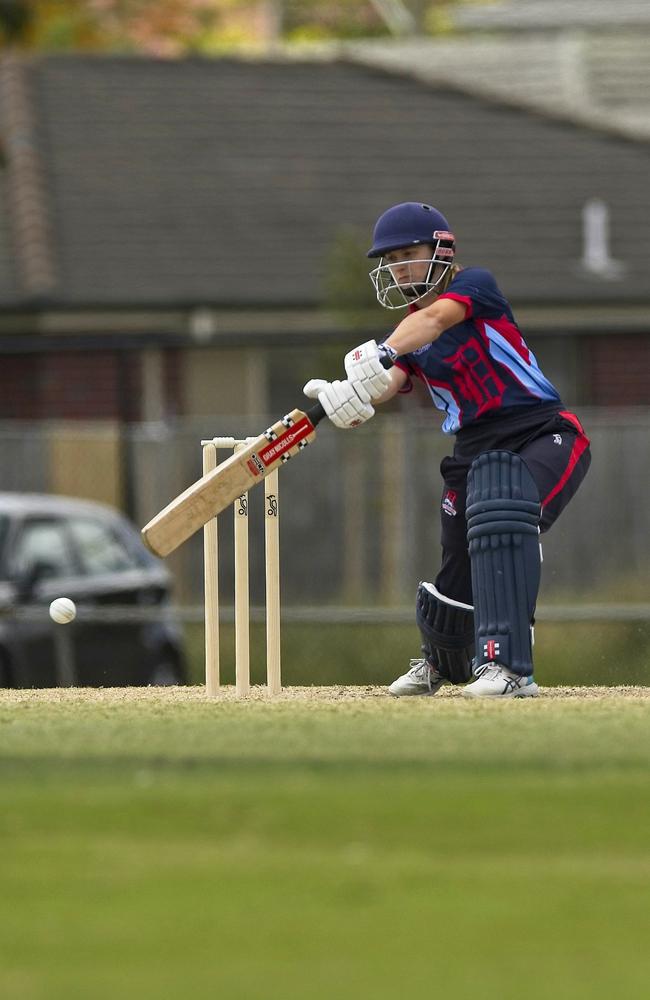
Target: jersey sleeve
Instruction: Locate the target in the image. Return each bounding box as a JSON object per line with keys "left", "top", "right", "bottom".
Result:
{"left": 437, "top": 267, "right": 509, "bottom": 320}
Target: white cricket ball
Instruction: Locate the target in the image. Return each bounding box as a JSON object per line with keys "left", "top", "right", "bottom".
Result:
{"left": 49, "top": 597, "right": 77, "bottom": 625}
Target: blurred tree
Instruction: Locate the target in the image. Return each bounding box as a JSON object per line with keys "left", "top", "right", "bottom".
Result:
{"left": 324, "top": 226, "right": 383, "bottom": 329}
{"left": 283, "top": 1, "right": 386, "bottom": 42}
{"left": 0, "top": 0, "right": 33, "bottom": 44}
{"left": 0, "top": 0, "right": 464, "bottom": 54}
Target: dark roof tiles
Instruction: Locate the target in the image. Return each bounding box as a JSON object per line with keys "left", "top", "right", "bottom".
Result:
{"left": 0, "top": 54, "right": 648, "bottom": 309}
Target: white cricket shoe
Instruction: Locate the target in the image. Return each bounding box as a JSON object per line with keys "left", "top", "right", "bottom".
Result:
{"left": 462, "top": 663, "right": 539, "bottom": 698}
{"left": 388, "top": 658, "right": 446, "bottom": 697}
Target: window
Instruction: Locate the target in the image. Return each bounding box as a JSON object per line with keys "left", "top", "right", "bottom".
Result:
{"left": 68, "top": 518, "right": 139, "bottom": 575}
{"left": 12, "top": 519, "right": 77, "bottom": 580}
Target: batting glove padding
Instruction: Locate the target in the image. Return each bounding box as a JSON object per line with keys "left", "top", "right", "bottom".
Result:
{"left": 344, "top": 340, "right": 395, "bottom": 401}
{"left": 303, "top": 378, "right": 375, "bottom": 429}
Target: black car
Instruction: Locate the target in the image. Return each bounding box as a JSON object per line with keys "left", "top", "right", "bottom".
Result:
{"left": 0, "top": 493, "right": 186, "bottom": 688}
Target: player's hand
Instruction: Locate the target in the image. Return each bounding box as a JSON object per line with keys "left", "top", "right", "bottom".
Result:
{"left": 303, "top": 378, "right": 375, "bottom": 430}
{"left": 344, "top": 339, "right": 396, "bottom": 400}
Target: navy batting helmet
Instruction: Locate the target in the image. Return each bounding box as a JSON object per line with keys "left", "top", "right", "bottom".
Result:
{"left": 367, "top": 202, "right": 453, "bottom": 258}
{"left": 367, "top": 202, "right": 456, "bottom": 309}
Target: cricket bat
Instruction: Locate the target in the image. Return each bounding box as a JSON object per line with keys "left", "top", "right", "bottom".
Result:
{"left": 141, "top": 402, "right": 326, "bottom": 557}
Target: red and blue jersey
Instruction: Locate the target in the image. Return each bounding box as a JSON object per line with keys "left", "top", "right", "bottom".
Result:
{"left": 394, "top": 268, "right": 561, "bottom": 434}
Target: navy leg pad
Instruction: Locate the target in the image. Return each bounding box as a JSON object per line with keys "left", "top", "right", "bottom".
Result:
{"left": 466, "top": 451, "right": 541, "bottom": 676}
{"left": 416, "top": 582, "right": 474, "bottom": 684}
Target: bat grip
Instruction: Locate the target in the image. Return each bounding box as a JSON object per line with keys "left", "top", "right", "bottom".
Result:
{"left": 306, "top": 402, "right": 326, "bottom": 426}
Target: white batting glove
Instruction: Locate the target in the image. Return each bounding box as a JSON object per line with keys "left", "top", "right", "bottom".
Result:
{"left": 303, "top": 378, "right": 375, "bottom": 430}
{"left": 344, "top": 340, "right": 397, "bottom": 400}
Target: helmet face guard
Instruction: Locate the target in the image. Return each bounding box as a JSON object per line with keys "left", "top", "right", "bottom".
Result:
{"left": 369, "top": 241, "right": 454, "bottom": 309}
{"left": 367, "top": 203, "right": 456, "bottom": 310}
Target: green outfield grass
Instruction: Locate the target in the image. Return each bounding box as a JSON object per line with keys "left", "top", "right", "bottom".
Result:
{"left": 1, "top": 686, "right": 650, "bottom": 999}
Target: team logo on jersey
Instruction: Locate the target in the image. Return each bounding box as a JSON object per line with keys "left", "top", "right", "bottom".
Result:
{"left": 442, "top": 489, "right": 458, "bottom": 517}
{"left": 553, "top": 434, "right": 562, "bottom": 445}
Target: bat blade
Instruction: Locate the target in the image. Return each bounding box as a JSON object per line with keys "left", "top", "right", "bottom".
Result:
{"left": 141, "top": 405, "right": 323, "bottom": 557}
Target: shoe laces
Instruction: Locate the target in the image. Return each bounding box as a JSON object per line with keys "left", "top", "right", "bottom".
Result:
{"left": 407, "top": 658, "right": 439, "bottom": 690}
{"left": 473, "top": 662, "right": 502, "bottom": 681}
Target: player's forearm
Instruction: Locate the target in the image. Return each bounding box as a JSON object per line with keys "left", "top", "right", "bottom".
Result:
{"left": 384, "top": 307, "right": 446, "bottom": 356}
{"left": 373, "top": 366, "right": 407, "bottom": 404}
{"left": 383, "top": 298, "right": 466, "bottom": 357}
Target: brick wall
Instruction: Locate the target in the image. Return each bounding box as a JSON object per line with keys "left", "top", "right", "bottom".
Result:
{"left": 0, "top": 349, "right": 143, "bottom": 420}
{"left": 163, "top": 348, "right": 183, "bottom": 418}
{"left": 588, "top": 334, "right": 650, "bottom": 406}
{"left": 0, "top": 355, "right": 40, "bottom": 418}
{"left": 0, "top": 336, "right": 647, "bottom": 420}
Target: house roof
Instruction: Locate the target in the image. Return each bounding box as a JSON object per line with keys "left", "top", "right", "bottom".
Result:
{"left": 344, "top": 33, "right": 650, "bottom": 141}
{"left": 0, "top": 53, "right": 648, "bottom": 311}
{"left": 452, "top": 0, "right": 650, "bottom": 31}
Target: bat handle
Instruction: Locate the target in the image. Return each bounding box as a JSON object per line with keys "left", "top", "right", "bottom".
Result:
{"left": 306, "top": 402, "right": 326, "bottom": 426}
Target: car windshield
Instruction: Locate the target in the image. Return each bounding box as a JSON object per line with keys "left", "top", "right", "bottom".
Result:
{"left": 68, "top": 518, "right": 140, "bottom": 575}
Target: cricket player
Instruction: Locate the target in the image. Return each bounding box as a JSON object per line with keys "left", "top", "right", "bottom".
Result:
{"left": 304, "top": 202, "right": 591, "bottom": 698}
